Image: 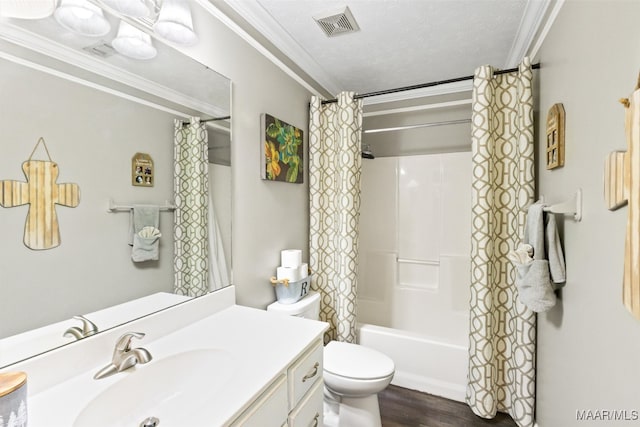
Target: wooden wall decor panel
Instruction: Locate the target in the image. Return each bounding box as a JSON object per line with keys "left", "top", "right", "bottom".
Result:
{"left": 0, "top": 138, "right": 80, "bottom": 250}
{"left": 607, "top": 79, "right": 640, "bottom": 320}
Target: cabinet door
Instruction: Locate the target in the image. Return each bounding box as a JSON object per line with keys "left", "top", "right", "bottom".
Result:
{"left": 288, "top": 379, "right": 324, "bottom": 427}
{"left": 288, "top": 341, "right": 323, "bottom": 410}
{"left": 230, "top": 375, "right": 288, "bottom": 427}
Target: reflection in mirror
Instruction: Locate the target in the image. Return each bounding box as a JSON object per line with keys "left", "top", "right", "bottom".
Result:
{"left": 0, "top": 2, "right": 231, "bottom": 368}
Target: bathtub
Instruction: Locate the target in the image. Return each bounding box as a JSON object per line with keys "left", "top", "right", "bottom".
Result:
{"left": 357, "top": 323, "right": 468, "bottom": 402}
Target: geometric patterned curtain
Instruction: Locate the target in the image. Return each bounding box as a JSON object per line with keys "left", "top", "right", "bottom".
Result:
{"left": 466, "top": 58, "right": 536, "bottom": 427}
{"left": 173, "top": 117, "right": 209, "bottom": 297}
{"left": 309, "top": 92, "right": 363, "bottom": 343}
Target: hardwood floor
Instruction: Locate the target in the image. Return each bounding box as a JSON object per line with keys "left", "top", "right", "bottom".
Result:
{"left": 379, "top": 385, "right": 518, "bottom": 427}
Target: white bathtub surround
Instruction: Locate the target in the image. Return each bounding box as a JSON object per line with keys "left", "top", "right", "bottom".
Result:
{"left": 309, "top": 92, "right": 363, "bottom": 343}
{"left": 174, "top": 117, "right": 209, "bottom": 297}
{"left": 467, "top": 58, "right": 536, "bottom": 427}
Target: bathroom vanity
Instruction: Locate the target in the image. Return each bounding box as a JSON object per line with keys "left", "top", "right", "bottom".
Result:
{"left": 1, "top": 286, "right": 327, "bottom": 426}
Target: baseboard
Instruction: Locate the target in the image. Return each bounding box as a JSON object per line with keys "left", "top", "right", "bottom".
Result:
{"left": 391, "top": 369, "right": 467, "bottom": 402}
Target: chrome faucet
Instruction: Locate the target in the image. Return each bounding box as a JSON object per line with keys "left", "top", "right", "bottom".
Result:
{"left": 63, "top": 315, "right": 98, "bottom": 340}
{"left": 93, "top": 332, "right": 153, "bottom": 380}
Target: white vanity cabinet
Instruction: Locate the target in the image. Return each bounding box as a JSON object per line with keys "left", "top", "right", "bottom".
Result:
{"left": 230, "top": 340, "right": 324, "bottom": 427}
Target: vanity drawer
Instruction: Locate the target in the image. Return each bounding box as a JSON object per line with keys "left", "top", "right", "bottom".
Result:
{"left": 288, "top": 341, "right": 323, "bottom": 410}
{"left": 288, "top": 379, "right": 323, "bottom": 427}
{"left": 230, "top": 374, "right": 288, "bottom": 427}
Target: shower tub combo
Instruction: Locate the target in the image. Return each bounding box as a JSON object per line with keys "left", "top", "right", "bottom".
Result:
{"left": 357, "top": 153, "right": 471, "bottom": 402}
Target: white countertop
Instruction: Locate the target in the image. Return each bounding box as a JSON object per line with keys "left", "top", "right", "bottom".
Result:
{"left": 3, "top": 287, "right": 327, "bottom": 426}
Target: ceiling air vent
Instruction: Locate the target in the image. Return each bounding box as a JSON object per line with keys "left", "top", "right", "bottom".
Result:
{"left": 314, "top": 6, "right": 360, "bottom": 37}
{"left": 82, "top": 41, "right": 117, "bottom": 58}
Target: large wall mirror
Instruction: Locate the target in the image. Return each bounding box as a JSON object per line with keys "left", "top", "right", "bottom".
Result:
{"left": 0, "top": 1, "right": 231, "bottom": 368}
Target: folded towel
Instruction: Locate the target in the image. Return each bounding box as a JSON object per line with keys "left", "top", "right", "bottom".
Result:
{"left": 514, "top": 202, "right": 557, "bottom": 312}
{"left": 546, "top": 213, "right": 566, "bottom": 286}
{"left": 129, "top": 206, "right": 160, "bottom": 263}
{"left": 128, "top": 205, "right": 160, "bottom": 245}
{"left": 132, "top": 226, "right": 161, "bottom": 262}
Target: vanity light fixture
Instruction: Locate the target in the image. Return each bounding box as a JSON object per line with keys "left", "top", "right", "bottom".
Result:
{"left": 112, "top": 20, "right": 157, "bottom": 60}
{"left": 0, "top": 0, "right": 57, "bottom": 19}
{"left": 54, "top": 0, "right": 111, "bottom": 37}
{"left": 51, "top": 0, "right": 198, "bottom": 59}
{"left": 153, "top": 0, "right": 198, "bottom": 46}
{"left": 100, "top": 0, "right": 153, "bottom": 19}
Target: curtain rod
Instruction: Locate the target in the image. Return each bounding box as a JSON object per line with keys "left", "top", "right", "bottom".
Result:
{"left": 364, "top": 118, "right": 471, "bottom": 134}
{"left": 182, "top": 116, "right": 231, "bottom": 125}
{"left": 321, "top": 63, "right": 541, "bottom": 105}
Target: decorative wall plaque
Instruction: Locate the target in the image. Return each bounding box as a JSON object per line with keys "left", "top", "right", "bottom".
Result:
{"left": 546, "top": 103, "right": 565, "bottom": 169}
{"left": 0, "top": 137, "right": 80, "bottom": 250}
{"left": 132, "top": 153, "right": 153, "bottom": 187}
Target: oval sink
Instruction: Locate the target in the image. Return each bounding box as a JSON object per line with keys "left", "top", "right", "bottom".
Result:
{"left": 73, "top": 349, "right": 235, "bottom": 427}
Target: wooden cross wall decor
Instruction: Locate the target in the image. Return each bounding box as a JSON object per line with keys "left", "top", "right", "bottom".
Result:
{"left": 0, "top": 138, "right": 80, "bottom": 250}
{"left": 605, "top": 76, "right": 640, "bottom": 320}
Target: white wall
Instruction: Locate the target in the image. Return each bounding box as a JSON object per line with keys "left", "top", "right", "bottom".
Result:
{"left": 0, "top": 58, "right": 175, "bottom": 337}
{"left": 535, "top": 1, "right": 640, "bottom": 425}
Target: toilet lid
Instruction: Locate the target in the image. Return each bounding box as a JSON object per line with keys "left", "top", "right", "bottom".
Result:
{"left": 324, "top": 341, "right": 395, "bottom": 380}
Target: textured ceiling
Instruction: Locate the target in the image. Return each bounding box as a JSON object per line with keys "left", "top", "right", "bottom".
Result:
{"left": 225, "top": 0, "right": 546, "bottom": 97}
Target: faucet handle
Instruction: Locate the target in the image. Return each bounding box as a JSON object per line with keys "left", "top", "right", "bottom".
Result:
{"left": 115, "top": 332, "right": 146, "bottom": 352}
{"left": 72, "top": 315, "right": 98, "bottom": 336}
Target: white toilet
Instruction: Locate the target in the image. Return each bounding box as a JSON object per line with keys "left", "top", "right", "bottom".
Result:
{"left": 267, "top": 292, "right": 395, "bottom": 427}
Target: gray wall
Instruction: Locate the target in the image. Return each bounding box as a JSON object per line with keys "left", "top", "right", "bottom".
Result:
{"left": 0, "top": 59, "right": 175, "bottom": 337}
{"left": 535, "top": 1, "right": 640, "bottom": 425}
{"left": 181, "top": 5, "right": 314, "bottom": 308}
{"left": 1, "top": 2, "right": 317, "bottom": 340}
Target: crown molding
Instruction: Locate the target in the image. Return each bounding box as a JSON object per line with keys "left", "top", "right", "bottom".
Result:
{"left": 0, "top": 48, "right": 193, "bottom": 119}
{"left": 194, "top": 0, "right": 325, "bottom": 98}
{"left": 504, "top": 0, "right": 553, "bottom": 67}
{"left": 217, "top": 0, "right": 554, "bottom": 102}
{"left": 221, "top": 0, "right": 341, "bottom": 96}
{"left": 527, "top": 0, "right": 565, "bottom": 60}
{"left": 0, "top": 22, "right": 227, "bottom": 117}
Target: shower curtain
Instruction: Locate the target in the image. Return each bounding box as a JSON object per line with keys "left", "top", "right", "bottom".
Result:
{"left": 466, "top": 58, "right": 536, "bottom": 427}
{"left": 208, "top": 164, "right": 230, "bottom": 291}
{"left": 173, "top": 117, "right": 209, "bottom": 297}
{"left": 309, "top": 92, "right": 363, "bottom": 343}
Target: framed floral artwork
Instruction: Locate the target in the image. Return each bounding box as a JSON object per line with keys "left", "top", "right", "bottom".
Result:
{"left": 261, "top": 113, "right": 303, "bottom": 183}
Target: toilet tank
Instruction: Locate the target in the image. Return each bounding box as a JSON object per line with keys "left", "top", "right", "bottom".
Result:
{"left": 266, "top": 292, "right": 320, "bottom": 320}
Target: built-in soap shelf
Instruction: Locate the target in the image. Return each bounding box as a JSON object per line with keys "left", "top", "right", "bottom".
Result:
{"left": 540, "top": 189, "right": 582, "bottom": 221}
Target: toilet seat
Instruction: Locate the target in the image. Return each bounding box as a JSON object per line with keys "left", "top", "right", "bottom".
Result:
{"left": 324, "top": 341, "right": 395, "bottom": 380}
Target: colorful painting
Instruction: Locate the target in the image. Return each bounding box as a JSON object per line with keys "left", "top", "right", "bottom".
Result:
{"left": 261, "top": 113, "right": 303, "bottom": 183}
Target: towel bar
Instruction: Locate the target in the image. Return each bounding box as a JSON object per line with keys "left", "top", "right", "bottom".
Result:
{"left": 107, "top": 199, "right": 176, "bottom": 212}
{"left": 542, "top": 189, "right": 582, "bottom": 221}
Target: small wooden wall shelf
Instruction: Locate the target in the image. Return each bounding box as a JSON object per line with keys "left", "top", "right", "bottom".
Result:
{"left": 546, "top": 103, "right": 565, "bottom": 170}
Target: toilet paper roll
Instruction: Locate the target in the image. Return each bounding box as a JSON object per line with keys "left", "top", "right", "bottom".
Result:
{"left": 277, "top": 266, "right": 302, "bottom": 282}
{"left": 299, "top": 263, "right": 309, "bottom": 278}
{"left": 281, "top": 249, "right": 302, "bottom": 268}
